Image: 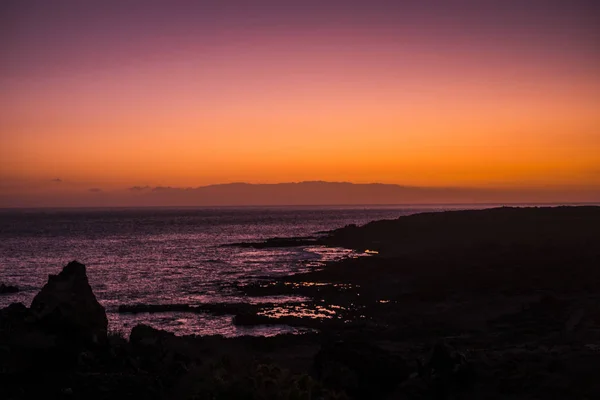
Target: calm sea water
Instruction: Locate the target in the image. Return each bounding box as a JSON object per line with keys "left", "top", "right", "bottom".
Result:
{"left": 0, "top": 205, "right": 467, "bottom": 336}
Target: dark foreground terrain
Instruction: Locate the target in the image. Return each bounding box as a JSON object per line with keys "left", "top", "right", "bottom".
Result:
{"left": 2, "top": 206, "right": 600, "bottom": 399}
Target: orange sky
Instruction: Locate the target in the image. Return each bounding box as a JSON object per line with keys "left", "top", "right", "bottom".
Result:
{"left": 1, "top": 1, "right": 599, "bottom": 205}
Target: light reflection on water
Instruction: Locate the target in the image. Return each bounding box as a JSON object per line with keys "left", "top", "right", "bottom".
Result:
{"left": 259, "top": 304, "right": 341, "bottom": 320}
{"left": 283, "top": 281, "right": 360, "bottom": 290}
{"left": 0, "top": 206, "right": 436, "bottom": 336}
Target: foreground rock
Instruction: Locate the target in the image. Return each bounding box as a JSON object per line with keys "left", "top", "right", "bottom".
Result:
{"left": 30, "top": 260, "right": 108, "bottom": 345}
{"left": 1, "top": 261, "right": 110, "bottom": 377}
{"left": 0, "top": 262, "right": 163, "bottom": 398}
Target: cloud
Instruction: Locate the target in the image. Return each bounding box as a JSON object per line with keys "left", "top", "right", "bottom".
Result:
{"left": 129, "top": 186, "right": 150, "bottom": 191}
{"left": 51, "top": 178, "right": 62, "bottom": 183}
{"left": 88, "top": 188, "right": 102, "bottom": 192}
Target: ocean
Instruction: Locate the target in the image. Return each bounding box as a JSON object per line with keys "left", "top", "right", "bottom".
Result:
{"left": 0, "top": 205, "right": 468, "bottom": 336}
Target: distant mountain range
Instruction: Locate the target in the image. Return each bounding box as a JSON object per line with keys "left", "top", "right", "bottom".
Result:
{"left": 2, "top": 181, "right": 599, "bottom": 207}
{"left": 121, "top": 181, "right": 599, "bottom": 207}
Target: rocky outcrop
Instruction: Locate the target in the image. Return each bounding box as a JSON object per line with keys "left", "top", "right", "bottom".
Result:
{"left": 0, "top": 283, "right": 19, "bottom": 294}
{"left": 30, "top": 260, "right": 108, "bottom": 345}
{"left": 226, "top": 236, "right": 321, "bottom": 248}
{"left": 1, "top": 261, "right": 109, "bottom": 375}
{"left": 119, "top": 301, "right": 256, "bottom": 315}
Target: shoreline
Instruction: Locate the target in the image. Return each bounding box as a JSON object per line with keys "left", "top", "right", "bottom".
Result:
{"left": 2, "top": 206, "right": 600, "bottom": 398}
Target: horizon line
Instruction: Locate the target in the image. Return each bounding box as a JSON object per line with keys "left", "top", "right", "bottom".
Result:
{"left": 2, "top": 202, "right": 600, "bottom": 211}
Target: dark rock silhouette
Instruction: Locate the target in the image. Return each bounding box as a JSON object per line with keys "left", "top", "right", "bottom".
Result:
{"left": 0, "top": 302, "right": 34, "bottom": 333}
{"left": 322, "top": 206, "right": 600, "bottom": 256}
{"left": 130, "top": 323, "right": 167, "bottom": 346}
{"left": 30, "top": 260, "right": 108, "bottom": 345}
{"left": 0, "top": 283, "right": 19, "bottom": 294}
{"left": 227, "top": 236, "right": 319, "bottom": 248}
{"left": 0, "top": 261, "right": 109, "bottom": 379}
{"left": 119, "top": 301, "right": 256, "bottom": 316}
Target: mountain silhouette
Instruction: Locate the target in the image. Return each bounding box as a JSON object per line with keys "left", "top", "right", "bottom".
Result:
{"left": 123, "top": 181, "right": 599, "bottom": 206}
{"left": 2, "top": 181, "right": 598, "bottom": 207}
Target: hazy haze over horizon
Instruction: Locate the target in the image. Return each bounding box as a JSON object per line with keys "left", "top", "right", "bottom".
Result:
{"left": 1, "top": 181, "right": 598, "bottom": 208}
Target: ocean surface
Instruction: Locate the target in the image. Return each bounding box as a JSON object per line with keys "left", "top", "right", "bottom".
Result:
{"left": 0, "top": 205, "right": 471, "bottom": 336}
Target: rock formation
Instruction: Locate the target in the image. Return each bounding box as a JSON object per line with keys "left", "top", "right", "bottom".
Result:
{"left": 30, "top": 260, "right": 108, "bottom": 345}
{"left": 0, "top": 283, "right": 19, "bottom": 294}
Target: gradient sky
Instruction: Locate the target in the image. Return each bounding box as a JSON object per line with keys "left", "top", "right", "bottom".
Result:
{"left": 1, "top": 0, "right": 599, "bottom": 204}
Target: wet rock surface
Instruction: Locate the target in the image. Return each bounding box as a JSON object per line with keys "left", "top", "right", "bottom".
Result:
{"left": 119, "top": 302, "right": 258, "bottom": 316}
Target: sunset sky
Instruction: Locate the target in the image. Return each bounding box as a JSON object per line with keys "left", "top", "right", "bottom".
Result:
{"left": 1, "top": 1, "right": 599, "bottom": 205}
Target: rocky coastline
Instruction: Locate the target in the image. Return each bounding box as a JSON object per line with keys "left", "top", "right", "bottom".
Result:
{"left": 2, "top": 206, "right": 600, "bottom": 399}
